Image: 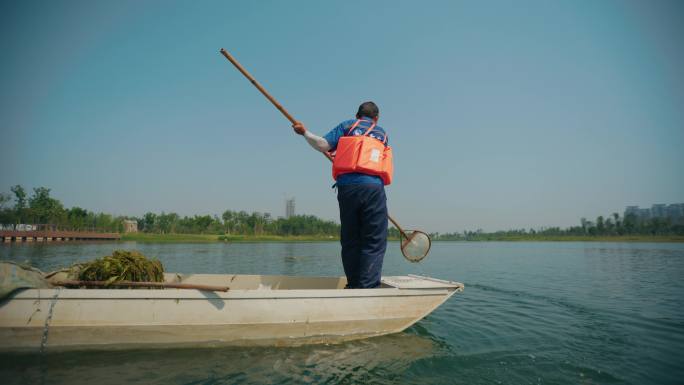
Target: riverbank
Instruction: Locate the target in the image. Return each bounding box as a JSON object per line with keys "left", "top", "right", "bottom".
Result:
{"left": 120, "top": 233, "right": 684, "bottom": 243}
{"left": 121, "top": 233, "right": 338, "bottom": 243}
{"left": 451, "top": 234, "right": 684, "bottom": 242}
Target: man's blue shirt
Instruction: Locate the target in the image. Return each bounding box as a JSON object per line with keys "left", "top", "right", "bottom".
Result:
{"left": 323, "top": 118, "right": 389, "bottom": 186}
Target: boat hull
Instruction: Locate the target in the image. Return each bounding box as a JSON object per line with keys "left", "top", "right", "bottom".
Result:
{"left": 0, "top": 274, "right": 463, "bottom": 351}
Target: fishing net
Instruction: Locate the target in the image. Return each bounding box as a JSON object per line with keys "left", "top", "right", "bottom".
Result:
{"left": 400, "top": 230, "right": 431, "bottom": 263}
{"left": 73, "top": 250, "right": 164, "bottom": 284}
{"left": 0, "top": 262, "right": 51, "bottom": 299}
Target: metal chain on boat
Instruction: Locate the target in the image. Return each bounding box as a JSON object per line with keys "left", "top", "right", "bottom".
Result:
{"left": 40, "top": 287, "right": 61, "bottom": 354}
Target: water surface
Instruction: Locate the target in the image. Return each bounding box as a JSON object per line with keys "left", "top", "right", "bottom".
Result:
{"left": 1, "top": 241, "right": 683, "bottom": 384}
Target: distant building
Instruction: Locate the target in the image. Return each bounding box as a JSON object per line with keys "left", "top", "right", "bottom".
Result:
{"left": 285, "top": 198, "right": 295, "bottom": 219}
{"left": 624, "top": 203, "right": 684, "bottom": 223}
{"left": 123, "top": 220, "right": 138, "bottom": 233}
{"left": 637, "top": 208, "right": 651, "bottom": 220}
{"left": 667, "top": 204, "right": 684, "bottom": 224}
{"left": 651, "top": 204, "right": 667, "bottom": 219}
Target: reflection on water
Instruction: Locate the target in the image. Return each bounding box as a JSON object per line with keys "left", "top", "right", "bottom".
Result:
{"left": 2, "top": 241, "right": 684, "bottom": 384}
{"left": 0, "top": 332, "right": 438, "bottom": 385}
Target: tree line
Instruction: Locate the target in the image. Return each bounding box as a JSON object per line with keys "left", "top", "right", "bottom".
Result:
{"left": 0, "top": 185, "right": 125, "bottom": 232}
{"left": 139, "top": 210, "right": 339, "bottom": 236}
{"left": 431, "top": 212, "right": 684, "bottom": 240}
{"left": 0, "top": 185, "right": 339, "bottom": 236}
{"left": 2, "top": 185, "right": 681, "bottom": 238}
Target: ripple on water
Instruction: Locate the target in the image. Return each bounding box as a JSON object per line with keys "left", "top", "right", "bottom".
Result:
{"left": 0, "top": 333, "right": 441, "bottom": 385}
{"left": 1, "top": 241, "right": 684, "bottom": 384}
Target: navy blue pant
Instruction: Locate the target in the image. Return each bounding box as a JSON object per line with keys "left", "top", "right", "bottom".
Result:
{"left": 337, "top": 184, "right": 387, "bottom": 288}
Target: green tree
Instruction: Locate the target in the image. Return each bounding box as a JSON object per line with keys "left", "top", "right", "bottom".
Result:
{"left": 0, "top": 193, "right": 11, "bottom": 210}
{"left": 10, "top": 185, "right": 28, "bottom": 223}
{"left": 193, "top": 215, "right": 214, "bottom": 234}
{"left": 222, "top": 210, "right": 235, "bottom": 234}
{"left": 612, "top": 213, "right": 622, "bottom": 234}
{"left": 10, "top": 185, "right": 27, "bottom": 210}
{"left": 623, "top": 213, "right": 637, "bottom": 234}
{"left": 28, "top": 187, "right": 65, "bottom": 224}
{"left": 596, "top": 216, "right": 605, "bottom": 235}
{"left": 67, "top": 207, "right": 89, "bottom": 230}
{"left": 157, "top": 212, "right": 179, "bottom": 233}
{"left": 0, "top": 193, "right": 13, "bottom": 225}
{"left": 95, "top": 214, "right": 123, "bottom": 232}
{"left": 142, "top": 212, "right": 157, "bottom": 232}
{"left": 605, "top": 218, "right": 615, "bottom": 234}
{"left": 580, "top": 218, "right": 588, "bottom": 234}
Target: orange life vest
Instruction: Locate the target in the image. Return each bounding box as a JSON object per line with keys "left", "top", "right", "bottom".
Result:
{"left": 331, "top": 120, "right": 393, "bottom": 185}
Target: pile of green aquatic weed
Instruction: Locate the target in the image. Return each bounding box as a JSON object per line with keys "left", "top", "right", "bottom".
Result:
{"left": 74, "top": 250, "right": 164, "bottom": 283}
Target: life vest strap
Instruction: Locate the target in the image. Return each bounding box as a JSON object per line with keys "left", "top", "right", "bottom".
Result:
{"left": 347, "top": 119, "right": 383, "bottom": 143}
{"left": 346, "top": 119, "right": 362, "bottom": 134}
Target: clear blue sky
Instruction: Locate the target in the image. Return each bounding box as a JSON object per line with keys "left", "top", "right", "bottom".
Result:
{"left": 1, "top": 0, "right": 683, "bottom": 232}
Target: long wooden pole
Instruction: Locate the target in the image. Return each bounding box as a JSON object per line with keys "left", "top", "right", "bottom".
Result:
{"left": 53, "top": 280, "right": 230, "bottom": 292}
{"left": 220, "top": 48, "right": 296, "bottom": 124}
{"left": 219, "top": 47, "right": 411, "bottom": 240}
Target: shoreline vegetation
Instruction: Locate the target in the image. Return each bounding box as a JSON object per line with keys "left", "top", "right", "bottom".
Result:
{"left": 2, "top": 185, "right": 683, "bottom": 244}
{"left": 120, "top": 233, "right": 684, "bottom": 243}
{"left": 121, "top": 233, "right": 339, "bottom": 243}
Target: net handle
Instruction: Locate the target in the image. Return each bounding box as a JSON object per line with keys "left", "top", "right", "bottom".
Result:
{"left": 388, "top": 214, "right": 417, "bottom": 249}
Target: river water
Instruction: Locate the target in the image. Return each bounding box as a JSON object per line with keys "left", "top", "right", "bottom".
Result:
{"left": 1, "top": 241, "right": 683, "bottom": 384}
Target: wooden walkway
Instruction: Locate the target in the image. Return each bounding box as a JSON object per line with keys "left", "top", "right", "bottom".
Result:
{"left": 0, "top": 230, "right": 120, "bottom": 243}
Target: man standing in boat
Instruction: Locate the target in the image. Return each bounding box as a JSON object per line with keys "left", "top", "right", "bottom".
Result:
{"left": 292, "top": 102, "right": 393, "bottom": 289}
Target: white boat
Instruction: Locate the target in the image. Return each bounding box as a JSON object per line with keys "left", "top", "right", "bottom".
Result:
{"left": 0, "top": 273, "right": 463, "bottom": 351}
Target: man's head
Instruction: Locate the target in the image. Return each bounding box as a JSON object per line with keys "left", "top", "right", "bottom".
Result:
{"left": 356, "top": 101, "right": 379, "bottom": 121}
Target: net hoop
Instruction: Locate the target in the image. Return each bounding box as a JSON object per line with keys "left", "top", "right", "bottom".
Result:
{"left": 400, "top": 230, "right": 432, "bottom": 263}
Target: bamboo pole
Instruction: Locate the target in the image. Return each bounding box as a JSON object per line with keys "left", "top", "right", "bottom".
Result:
{"left": 219, "top": 47, "right": 425, "bottom": 254}
{"left": 220, "top": 48, "right": 296, "bottom": 124}
{"left": 53, "top": 280, "right": 230, "bottom": 292}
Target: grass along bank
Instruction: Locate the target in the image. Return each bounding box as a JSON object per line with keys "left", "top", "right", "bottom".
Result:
{"left": 121, "top": 233, "right": 221, "bottom": 242}
{"left": 448, "top": 234, "right": 684, "bottom": 242}
{"left": 121, "top": 233, "right": 338, "bottom": 243}
{"left": 219, "top": 234, "right": 338, "bottom": 242}
{"left": 121, "top": 233, "right": 684, "bottom": 243}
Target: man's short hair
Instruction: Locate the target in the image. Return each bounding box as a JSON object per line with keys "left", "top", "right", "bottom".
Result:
{"left": 356, "top": 101, "right": 379, "bottom": 119}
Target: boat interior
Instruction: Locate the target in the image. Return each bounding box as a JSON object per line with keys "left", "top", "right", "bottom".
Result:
{"left": 166, "top": 273, "right": 389, "bottom": 290}
{"left": 42, "top": 271, "right": 460, "bottom": 291}
{"left": 166, "top": 273, "right": 462, "bottom": 291}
